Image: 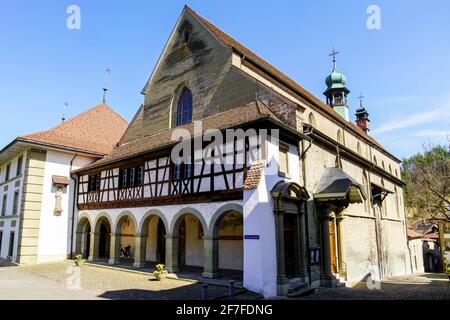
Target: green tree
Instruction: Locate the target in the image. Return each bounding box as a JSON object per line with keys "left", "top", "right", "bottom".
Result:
{"left": 402, "top": 142, "right": 450, "bottom": 223}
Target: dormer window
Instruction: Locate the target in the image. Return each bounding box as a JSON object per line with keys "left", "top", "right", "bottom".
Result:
{"left": 176, "top": 88, "right": 193, "bottom": 126}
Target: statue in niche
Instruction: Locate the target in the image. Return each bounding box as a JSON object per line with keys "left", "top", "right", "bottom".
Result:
{"left": 54, "top": 187, "right": 63, "bottom": 216}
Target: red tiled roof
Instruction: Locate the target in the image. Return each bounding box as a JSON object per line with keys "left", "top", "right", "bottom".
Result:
{"left": 186, "top": 6, "right": 396, "bottom": 161}
{"left": 243, "top": 160, "right": 266, "bottom": 190}
{"left": 407, "top": 228, "right": 422, "bottom": 239}
{"left": 18, "top": 103, "right": 128, "bottom": 156}
{"left": 422, "top": 232, "right": 439, "bottom": 240}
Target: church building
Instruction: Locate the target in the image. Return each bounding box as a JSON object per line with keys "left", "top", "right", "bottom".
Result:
{"left": 72, "top": 6, "right": 411, "bottom": 298}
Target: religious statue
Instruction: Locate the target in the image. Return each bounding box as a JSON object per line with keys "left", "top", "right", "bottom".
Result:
{"left": 54, "top": 187, "right": 63, "bottom": 216}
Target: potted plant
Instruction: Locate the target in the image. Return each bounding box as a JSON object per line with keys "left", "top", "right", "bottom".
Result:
{"left": 153, "top": 264, "right": 168, "bottom": 281}
{"left": 74, "top": 254, "right": 86, "bottom": 267}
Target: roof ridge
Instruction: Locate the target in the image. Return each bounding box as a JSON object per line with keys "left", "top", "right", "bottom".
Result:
{"left": 187, "top": 6, "right": 400, "bottom": 162}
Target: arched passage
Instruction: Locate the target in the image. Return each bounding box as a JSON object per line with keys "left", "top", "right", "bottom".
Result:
{"left": 135, "top": 210, "right": 169, "bottom": 268}
{"left": 93, "top": 214, "right": 112, "bottom": 261}
{"left": 76, "top": 215, "right": 92, "bottom": 259}
{"left": 110, "top": 212, "right": 137, "bottom": 264}
{"left": 211, "top": 209, "right": 243, "bottom": 278}
{"left": 170, "top": 209, "right": 207, "bottom": 275}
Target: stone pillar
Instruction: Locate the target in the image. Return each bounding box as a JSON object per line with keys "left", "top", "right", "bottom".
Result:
{"left": 108, "top": 233, "right": 120, "bottom": 265}
{"left": 165, "top": 235, "right": 179, "bottom": 273}
{"left": 336, "top": 216, "right": 347, "bottom": 279}
{"left": 88, "top": 232, "right": 97, "bottom": 261}
{"left": 133, "top": 234, "right": 147, "bottom": 268}
{"left": 298, "top": 209, "right": 308, "bottom": 280}
{"left": 75, "top": 231, "right": 82, "bottom": 257}
{"left": 274, "top": 211, "right": 289, "bottom": 296}
{"left": 202, "top": 236, "right": 219, "bottom": 279}
{"left": 320, "top": 209, "right": 334, "bottom": 287}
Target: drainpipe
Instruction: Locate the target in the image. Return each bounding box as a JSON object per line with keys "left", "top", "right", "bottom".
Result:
{"left": 300, "top": 126, "right": 313, "bottom": 285}
{"left": 69, "top": 154, "right": 78, "bottom": 259}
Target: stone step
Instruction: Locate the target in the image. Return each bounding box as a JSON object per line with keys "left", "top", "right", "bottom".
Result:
{"left": 287, "top": 283, "right": 315, "bottom": 297}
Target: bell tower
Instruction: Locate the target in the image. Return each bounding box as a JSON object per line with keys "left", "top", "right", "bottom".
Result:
{"left": 323, "top": 49, "right": 350, "bottom": 121}
{"left": 355, "top": 94, "right": 370, "bottom": 134}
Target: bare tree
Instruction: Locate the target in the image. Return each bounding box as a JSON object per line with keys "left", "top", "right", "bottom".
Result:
{"left": 402, "top": 140, "right": 450, "bottom": 223}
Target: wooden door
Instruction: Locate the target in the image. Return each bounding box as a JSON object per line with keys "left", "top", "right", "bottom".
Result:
{"left": 179, "top": 219, "right": 186, "bottom": 267}
{"left": 284, "top": 214, "right": 296, "bottom": 278}
{"left": 329, "top": 220, "right": 337, "bottom": 274}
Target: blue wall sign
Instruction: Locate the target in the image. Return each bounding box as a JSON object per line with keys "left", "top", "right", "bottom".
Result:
{"left": 244, "top": 235, "right": 260, "bottom": 240}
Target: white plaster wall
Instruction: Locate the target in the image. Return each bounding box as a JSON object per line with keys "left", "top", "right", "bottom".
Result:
{"left": 0, "top": 219, "right": 19, "bottom": 259}
{"left": 408, "top": 239, "right": 425, "bottom": 274}
{"left": 243, "top": 138, "right": 301, "bottom": 298}
{"left": 185, "top": 215, "right": 204, "bottom": 267}
{"left": 343, "top": 217, "right": 379, "bottom": 284}
{"left": 218, "top": 215, "right": 243, "bottom": 271}
{"left": 0, "top": 150, "right": 26, "bottom": 260}
{"left": 120, "top": 219, "right": 136, "bottom": 249}
{"left": 145, "top": 217, "right": 158, "bottom": 261}
{"left": 36, "top": 150, "right": 94, "bottom": 263}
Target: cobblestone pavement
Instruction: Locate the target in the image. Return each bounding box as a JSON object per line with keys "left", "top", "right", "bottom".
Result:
{"left": 297, "top": 273, "right": 450, "bottom": 300}
{"left": 10, "top": 261, "right": 260, "bottom": 300}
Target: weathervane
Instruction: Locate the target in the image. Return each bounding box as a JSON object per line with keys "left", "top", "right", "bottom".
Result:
{"left": 62, "top": 102, "right": 69, "bottom": 123}
{"left": 103, "top": 67, "right": 111, "bottom": 104}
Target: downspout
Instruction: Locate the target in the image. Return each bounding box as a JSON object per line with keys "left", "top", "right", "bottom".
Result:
{"left": 300, "top": 126, "right": 313, "bottom": 285}
{"left": 69, "top": 154, "right": 78, "bottom": 259}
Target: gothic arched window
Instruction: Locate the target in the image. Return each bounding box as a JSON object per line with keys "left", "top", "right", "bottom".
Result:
{"left": 337, "top": 130, "right": 343, "bottom": 144}
{"left": 308, "top": 113, "right": 316, "bottom": 128}
{"left": 176, "top": 88, "right": 193, "bottom": 126}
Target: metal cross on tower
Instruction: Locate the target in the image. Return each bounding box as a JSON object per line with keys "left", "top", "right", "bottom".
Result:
{"left": 329, "top": 48, "right": 339, "bottom": 70}
{"left": 357, "top": 93, "right": 365, "bottom": 107}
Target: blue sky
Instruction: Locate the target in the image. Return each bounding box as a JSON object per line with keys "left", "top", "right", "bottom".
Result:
{"left": 0, "top": 0, "right": 449, "bottom": 159}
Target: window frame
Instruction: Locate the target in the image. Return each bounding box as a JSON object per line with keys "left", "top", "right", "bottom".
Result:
{"left": 119, "top": 165, "right": 144, "bottom": 189}
{"left": 1, "top": 194, "right": 7, "bottom": 216}
{"left": 176, "top": 88, "right": 193, "bottom": 126}
{"left": 88, "top": 174, "right": 101, "bottom": 192}
{"left": 5, "top": 163, "right": 11, "bottom": 181}
{"left": 12, "top": 191, "right": 19, "bottom": 215}
{"left": 16, "top": 156, "right": 23, "bottom": 177}
{"left": 278, "top": 143, "right": 290, "bottom": 177}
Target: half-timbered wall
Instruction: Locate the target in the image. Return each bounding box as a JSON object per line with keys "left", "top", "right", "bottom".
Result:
{"left": 78, "top": 136, "right": 268, "bottom": 210}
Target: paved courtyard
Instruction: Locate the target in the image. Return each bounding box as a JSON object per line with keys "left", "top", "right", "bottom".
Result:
{"left": 0, "top": 260, "right": 448, "bottom": 300}
{"left": 297, "top": 273, "right": 450, "bottom": 300}
{"left": 0, "top": 261, "right": 258, "bottom": 300}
